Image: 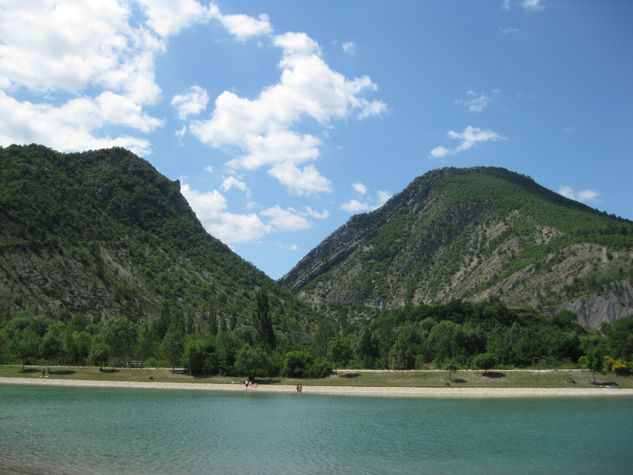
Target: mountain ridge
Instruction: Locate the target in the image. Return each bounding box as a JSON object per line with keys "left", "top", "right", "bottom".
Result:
{"left": 0, "top": 144, "right": 313, "bottom": 338}
{"left": 280, "top": 167, "right": 633, "bottom": 328}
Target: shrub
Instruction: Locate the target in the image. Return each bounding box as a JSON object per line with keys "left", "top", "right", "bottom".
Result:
{"left": 282, "top": 350, "right": 331, "bottom": 378}
{"left": 612, "top": 361, "right": 630, "bottom": 376}
{"left": 473, "top": 352, "right": 496, "bottom": 373}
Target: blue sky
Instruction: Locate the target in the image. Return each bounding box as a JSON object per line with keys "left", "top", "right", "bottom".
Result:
{"left": 1, "top": 0, "right": 632, "bottom": 279}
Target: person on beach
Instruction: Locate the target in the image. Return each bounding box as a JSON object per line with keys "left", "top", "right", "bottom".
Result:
{"left": 245, "top": 380, "right": 249, "bottom": 390}
{"left": 296, "top": 383, "right": 302, "bottom": 394}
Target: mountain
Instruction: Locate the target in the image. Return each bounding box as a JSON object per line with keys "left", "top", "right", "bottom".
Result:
{"left": 280, "top": 167, "right": 633, "bottom": 328}
{"left": 0, "top": 145, "right": 311, "bottom": 336}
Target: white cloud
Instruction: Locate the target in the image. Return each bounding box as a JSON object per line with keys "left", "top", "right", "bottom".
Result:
{"left": 204, "top": 165, "right": 214, "bottom": 173}
{"left": 221, "top": 176, "right": 248, "bottom": 193}
{"left": 190, "top": 29, "right": 385, "bottom": 194}
{"left": 342, "top": 41, "right": 356, "bottom": 55}
{"left": 502, "top": 0, "right": 511, "bottom": 10}
{"left": 0, "top": 1, "right": 275, "bottom": 156}
{"left": 181, "top": 183, "right": 269, "bottom": 243}
{"left": 289, "top": 244, "right": 300, "bottom": 252}
{"left": 261, "top": 206, "right": 311, "bottom": 231}
{"left": 341, "top": 189, "right": 391, "bottom": 213}
{"left": 341, "top": 199, "right": 371, "bottom": 213}
{"left": 522, "top": 0, "right": 544, "bottom": 10}
{"left": 171, "top": 85, "right": 209, "bottom": 119}
{"left": 301, "top": 207, "right": 330, "bottom": 219}
{"left": 353, "top": 182, "right": 368, "bottom": 195}
{"left": 136, "top": 0, "right": 213, "bottom": 38}
{"left": 216, "top": 12, "right": 273, "bottom": 41}
{"left": 268, "top": 162, "right": 332, "bottom": 195}
{"left": 0, "top": 90, "right": 153, "bottom": 155}
{"left": 428, "top": 126, "right": 505, "bottom": 159}
{"left": 428, "top": 146, "right": 451, "bottom": 159}
{"left": 376, "top": 190, "right": 392, "bottom": 207}
{"left": 558, "top": 186, "right": 600, "bottom": 204}
{"left": 455, "top": 89, "right": 498, "bottom": 113}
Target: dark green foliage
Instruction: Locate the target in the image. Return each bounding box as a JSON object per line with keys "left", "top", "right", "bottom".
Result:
{"left": 0, "top": 145, "right": 316, "bottom": 342}
{"left": 89, "top": 336, "right": 111, "bottom": 370}
{"left": 160, "top": 324, "right": 184, "bottom": 370}
{"left": 473, "top": 353, "right": 496, "bottom": 372}
{"left": 252, "top": 290, "right": 275, "bottom": 351}
{"left": 603, "top": 315, "right": 633, "bottom": 361}
{"left": 234, "top": 346, "right": 272, "bottom": 381}
{"left": 183, "top": 335, "right": 218, "bottom": 376}
{"left": 40, "top": 332, "right": 63, "bottom": 367}
{"left": 282, "top": 350, "right": 331, "bottom": 378}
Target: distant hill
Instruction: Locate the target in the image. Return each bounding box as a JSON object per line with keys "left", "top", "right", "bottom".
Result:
{"left": 0, "top": 145, "right": 311, "bottom": 337}
{"left": 280, "top": 167, "right": 633, "bottom": 328}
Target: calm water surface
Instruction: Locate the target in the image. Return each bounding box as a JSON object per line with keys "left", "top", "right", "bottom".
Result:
{"left": 1, "top": 384, "right": 632, "bottom": 474}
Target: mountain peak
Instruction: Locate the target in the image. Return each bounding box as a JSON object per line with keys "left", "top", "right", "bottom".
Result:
{"left": 280, "top": 167, "right": 633, "bottom": 328}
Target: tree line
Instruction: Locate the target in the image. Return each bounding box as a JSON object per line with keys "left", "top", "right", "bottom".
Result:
{"left": 1, "top": 294, "right": 632, "bottom": 379}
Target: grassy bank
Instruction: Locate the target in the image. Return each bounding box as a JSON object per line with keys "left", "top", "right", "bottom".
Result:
{"left": 1, "top": 365, "right": 632, "bottom": 389}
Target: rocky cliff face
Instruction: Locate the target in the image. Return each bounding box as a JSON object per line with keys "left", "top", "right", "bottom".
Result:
{"left": 280, "top": 167, "right": 633, "bottom": 328}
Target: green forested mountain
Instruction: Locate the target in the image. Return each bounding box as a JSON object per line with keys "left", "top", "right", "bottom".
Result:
{"left": 0, "top": 144, "right": 311, "bottom": 338}
{"left": 280, "top": 167, "right": 633, "bottom": 328}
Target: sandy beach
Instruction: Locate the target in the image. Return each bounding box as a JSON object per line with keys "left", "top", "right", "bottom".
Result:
{"left": 2, "top": 376, "right": 633, "bottom": 398}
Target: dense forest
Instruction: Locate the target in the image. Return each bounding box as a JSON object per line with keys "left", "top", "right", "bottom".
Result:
{"left": 1, "top": 296, "right": 631, "bottom": 378}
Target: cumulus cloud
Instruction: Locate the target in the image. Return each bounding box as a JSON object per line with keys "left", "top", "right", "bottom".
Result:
{"left": 428, "top": 126, "right": 504, "bottom": 159}
{"left": 261, "top": 206, "right": 311, "bottom": 231}
{"left": 190, "top": 29, "right": 385, "bottom": 194}
{"left": 171, "top": 85, "right": 209, "bottom": 119}
{"left": 216, "top": 12, "right": 273, "bottom": 41}
{"left": 181, "top": 183, "right": 269, "bottom": 243}
{"left": 341, "top": 186, "right": 391, "bottom": 213}
{"left": 353, "top": 182, "right": 368, "bottom": 195}
{"left": 558, "top": 186, "right": 600, "bottom": 204}
{"left": 221, "top": 176, "right": 249, "bottom": 193}
{"left": 0, "top": 1, "right": 276, "bottom": 155}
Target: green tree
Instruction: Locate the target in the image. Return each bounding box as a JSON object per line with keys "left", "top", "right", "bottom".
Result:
{"left": 234, "top": 346, "right": 271, "bottom": 382}
{"left": 89, "top": 337, "right": 111, "bottom": 371}
{"left": 66, "top": 330, "right": 92, "bottom": 365}
{"left": 40, "top": 332, "right": 63, "bottom": 370}
{"left": 473, "top": 352, "right": 496, "bottom": 374}
{"left": 443, "top": 358, "right": 459, "bottom": 383}
{"left": 160, "top": 324, "right": 184, "bottom": 370}
{"left": 13, "top": 329, "right": 40, "bottom": 371}
{"left": 327, "top": 338, "right": 353, "bottom": 368}
{"left": 253, "top": 290, "right": 275, "bottom": 351}
{"left": 101, "top": 316, "right": 137, "bottom": 360}
{"left": 585, "top": 347, "right": 604, "bottom": 382}
{"left": 183, "top": 335, "right": 218, "bottom": 376}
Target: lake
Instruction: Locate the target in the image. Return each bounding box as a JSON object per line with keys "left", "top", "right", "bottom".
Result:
{"left": 1, "top": 384, "right": 632, "bottom": 474}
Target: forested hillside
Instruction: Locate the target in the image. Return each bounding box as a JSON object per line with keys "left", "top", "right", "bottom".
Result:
{"left": 281, "top": 167, "right": 633, "bottom": 328}
{"left": 0, "top": 145, "right": 312, "bottom": 336}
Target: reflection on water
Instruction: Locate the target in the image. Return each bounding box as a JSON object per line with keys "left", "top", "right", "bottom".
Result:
{"left": 1, "top": 385, "right": 633, "bottom": 474}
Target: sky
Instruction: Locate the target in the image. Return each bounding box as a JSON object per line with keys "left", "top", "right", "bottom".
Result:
{"left": 1, "top": 0, "right": 632, "bottom": 279}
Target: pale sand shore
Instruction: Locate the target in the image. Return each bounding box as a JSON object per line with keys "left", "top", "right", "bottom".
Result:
{"left": 2, "top": 377, "right": 633, "bottom": 398}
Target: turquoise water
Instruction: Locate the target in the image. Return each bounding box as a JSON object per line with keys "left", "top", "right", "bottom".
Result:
{"left": 1, "top": 385, "right": 632, "bottom": 474}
